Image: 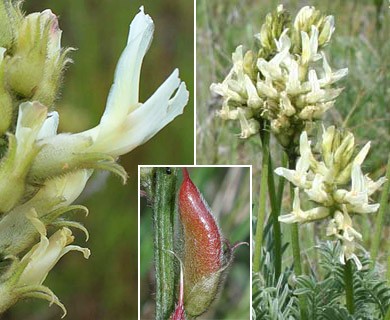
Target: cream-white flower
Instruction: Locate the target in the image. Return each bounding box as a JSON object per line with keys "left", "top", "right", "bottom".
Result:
{"left": 278, "top": 188, "right": 329, "bottom": 223}
{"left": 275, "top": 132, "right": 312, "bottom": 188}
{"left": 318, "top": 15, "right": 335, "bottom": 45}
{"left": 237, "top": 108, "right": 259, "bottom": 139}
{"left": 335, "top": 164, "right": 380, "bottom": 214}
{"left": 304, "top": 173, "right": 332, "bottom": 205}
{"left": 285, "top": 59, "right": 301, "bottom": 95}
{"left": 326, "top": 208, "right": 363, "bottom": 269}
{"left": 18, "top": 217, "right": 90, "bottom": 287}
{"left": 34, "top": 110, "right": 92, "bottom": 207}
{"left": 301, "top": 26, "right": 320, "bottom": 64}
{"left": 340, "top": 237, "right": 362, "bottom": 270}
{"left": 216, "top": 100, "right": 239, "bottom": 120}
{"left": 36, "top": 7, "right": 189, "bottom": 159}
{"left": 257, "top": 42, "right": 290, "bottom": 81}
{"left": 365, "top": 174, "right": 386, "bottom": 196}
{"left": 319, "top": 52, "right": 348, "bottom": 87}
{"left": 244, "top": 75, "right": 262, "bottom": 109}
{"left": 294, "top": 6, "right": 316, "bottom": 30}
{"left": 279, "top": 92, "right": 295, "bottom": 116}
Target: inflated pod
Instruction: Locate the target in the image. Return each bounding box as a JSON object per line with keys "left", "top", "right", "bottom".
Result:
{"left": 178, "top": 168, "right": 225, "bottom": 317}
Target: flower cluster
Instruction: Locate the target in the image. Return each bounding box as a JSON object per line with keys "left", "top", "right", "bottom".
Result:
{"left": 0, "top": 3, "right": 188, "bottom": 316}
{"left": 210, "top": 5, "right": 347, "bottom": 148}
{"left": 275, "top": 126, "right": 386, "bottom": 269}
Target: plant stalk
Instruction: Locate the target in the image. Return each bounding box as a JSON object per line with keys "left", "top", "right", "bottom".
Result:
{"left": 385, "top": 305, "right": 390, "bottom": 320}
{"left": 288, "top": 154, "right": 307, "bottom": 320}
{"left": 152, "top": 168, "right": 178, "bottom": 320}
{"left": 253, "top": 122, "right": 270, "bottom": 273}
{"left": 344, "top": 259, "right": 355, "bottom": 314}
{"left": 287, "top": 155, "right": 303, "bottom": 277}
{"left": 268, "top": 156, "right": 283, "bottom": 278}
{"left": 371, "top": 155, "right": 390, "bottom": 265}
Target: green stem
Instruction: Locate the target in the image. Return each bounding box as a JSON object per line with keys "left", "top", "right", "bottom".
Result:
{"left": 253, "top": 122, "right": 270, "bottom": 273}
{"left": 385, "top": 306, "right": 390, "bottom": 320}
{"left": 152, "top": 168, "right": 178, "bottom": 320}
{"left": 344, "top": 259, "right": 355, "bottom": 314}
{"left": 387, "top": 256, "right": 390, "bottom": 284}
{"left": 277, "top": 152, "right": 288, "bottom": 207}
{"left": 288, "top": 154, "right": 307, "bottom": 320}
{"left": 287, "top": 156, "right": 303, "bottom": 277}
{"left": 370, "top": 155, "right": 390, "bottom": 265}
{"left": 268, "top": 156, "right": 283, "bottom": 279}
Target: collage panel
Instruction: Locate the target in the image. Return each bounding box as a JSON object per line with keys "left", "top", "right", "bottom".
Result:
{"left": 196, "top": 1, "right": 389, "bottom": 320}
{"left": 139, "top": 166, "right": 251, "bottom": 319}
{"left": 0, "top": 0, "right": 193, "bottom": 319}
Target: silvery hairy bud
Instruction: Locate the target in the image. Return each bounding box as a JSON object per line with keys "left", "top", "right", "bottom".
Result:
{"left": 6, "top": 9, "right": 71, "bottom": 106}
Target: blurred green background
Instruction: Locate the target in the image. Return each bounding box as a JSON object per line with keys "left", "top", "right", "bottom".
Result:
{"left": 3, "top": 1, "right": 193, "bottom": 319}
{"left": 140, "top": 167, "right": 251, "bottom": 319}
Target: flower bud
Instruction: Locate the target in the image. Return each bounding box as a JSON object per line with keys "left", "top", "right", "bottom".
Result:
{"left": 293, "top": 6, "right": 334, "bottom": 53}
{"left": 0, "top": 211, "right": 89, "bottom": 318}
{"left": 243, "top": 50, "right": 256, "bottom": 79}
{"left": 333, "top": 131, "right": 354, "bottom": 170}
{"left": 257, "top": 5, "right": 291, "bottom": 58}
{"left": 18, "top": 226, "right": 90, "bottom": 287}
{"left": 0, "top": 102, "right": 47, "bottom": 213}
{"left": 0, "top": 0, "right": 22, "bottom": 49}
{"left": 6, "top": 9, "right": 68, "bottom": 105}
{"left": 318, "top": 16, "right": 335, "bottom": 46}
{"left": 294, "top": 6, "right": 322, "bottom": 33}
{"left": 238, "top": 108, "right": 259, "bottom": 139}
{"left": 244, "top": 75, "right": 262, "bottom": 109}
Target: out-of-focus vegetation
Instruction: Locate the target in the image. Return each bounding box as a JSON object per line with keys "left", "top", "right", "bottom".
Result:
{"left": 196, "top": 0, "right": 390, "bottom": 275}
{"left": 140, "top": 167, "right": 251, "bottom": 319}
{"left": 3, "top": 1, "right": 193, "bottom": 319}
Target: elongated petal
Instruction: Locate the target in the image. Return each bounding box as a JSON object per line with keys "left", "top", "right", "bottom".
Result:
{"left": 244, "top": 75, "right": 262, "bottom": 109}
{"left": 303, "top": 206, "right": 330, "bottom": 221}
{"left": 365, "top": 175, "right": 386, "bottom": 196}
{"left": 37, "top": 111, "right": 59, "bottom": 139}
{"left": 95, "top": 69, "right": 188, "bottom": 156}
{"left": 274, "top": 167, "right": 298, "bottom": 185}
{"left": 101, "top": 6, "right": 154, "bottom": 131}
{"left": 19, "top": 227, "right": 90, "bottom": 286}
{"left": 278, "top": 213, "right": 299, "bottom": 224}
{"left": 305, "top": 174, "right": 329, "bottom": 204}
{"left": 350, "top": 164, "right": 366, "bottom": 194}
{"left": 353, "top": 141, "right": 371, "bottom": 166}
{"left": 348, "top": 203, "right": 380, "bottom": 214}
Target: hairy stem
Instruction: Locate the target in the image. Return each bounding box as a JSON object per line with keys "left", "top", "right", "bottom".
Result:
{"left": 253, "top": 121, "right": 270, "bottom": 273}
{"left": 371, "top": 155, "right": 390, "bottom": 265}
{"left": 344, "top": 259, "right": 355, "bottom": 314}
{"left": 152, "top": 168, "right": 178, "bottom": 320}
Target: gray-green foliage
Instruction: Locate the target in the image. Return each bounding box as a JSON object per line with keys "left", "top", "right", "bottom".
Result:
{"left": 253, "top": 238, "right": 390, "bottom": 319}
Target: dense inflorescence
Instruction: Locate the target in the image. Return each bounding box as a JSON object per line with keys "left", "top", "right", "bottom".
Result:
{"left": 211, "top": 5, "right": 348, "bottom": 148}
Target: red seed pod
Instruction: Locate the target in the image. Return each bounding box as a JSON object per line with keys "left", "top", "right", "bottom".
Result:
{"left": 178, "top": 168, "right": 224, "bottom": 317}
